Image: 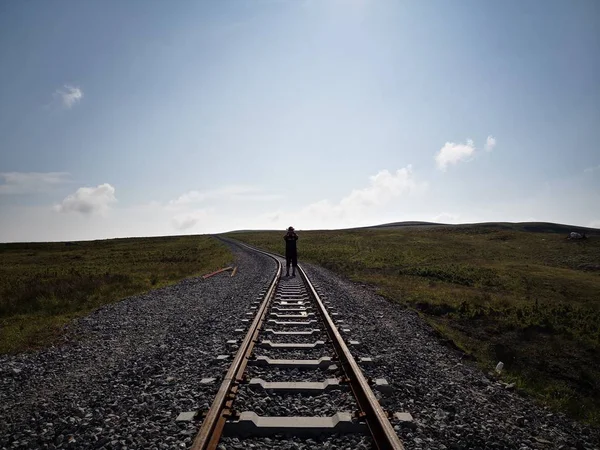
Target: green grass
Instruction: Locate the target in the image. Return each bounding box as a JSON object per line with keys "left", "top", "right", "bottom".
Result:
{"left": 0, "top": 235, "right": 231, "bottom": 354}
{"left": 227, "top": 225, "right": 600, "bottom": 425}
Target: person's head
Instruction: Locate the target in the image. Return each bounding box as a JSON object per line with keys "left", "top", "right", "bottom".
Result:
{"left": 287, "top": 226, "right": 294, "bottom": 233}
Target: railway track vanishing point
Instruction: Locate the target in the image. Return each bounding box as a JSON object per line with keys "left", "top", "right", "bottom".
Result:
{"left": 191, "top": 242, "right": 405, "bottom": 450}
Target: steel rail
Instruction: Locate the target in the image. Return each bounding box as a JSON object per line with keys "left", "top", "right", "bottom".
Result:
{"left": 193, "top": 238, "right": 404, "bottom": 449}
{"left": 190, "top": 247, "right": 281, "bottom": 450}
{"left": 298, "top": 264, "right": 405, "bottom": 450}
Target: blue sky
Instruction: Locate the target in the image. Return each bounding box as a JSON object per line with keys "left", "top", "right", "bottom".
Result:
{"left": 1, "top": 0, "right": 599, "bottom": 242}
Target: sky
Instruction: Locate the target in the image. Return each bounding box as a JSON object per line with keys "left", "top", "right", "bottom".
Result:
{"left": 0, "top": 0, "right": 599, "bottom": 242}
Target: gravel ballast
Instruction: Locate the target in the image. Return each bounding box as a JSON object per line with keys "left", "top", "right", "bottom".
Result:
{"left": 302, "top": 263, "right": 600, "bottom": 450}
{"left": 0, "top": 240, "right": 275, "bottom": 449}
{"left": 3, "top": 240, "right": 599, "bottom": 450}
{"left": 227, "top": 267, "right": 373, "bottom": 449}
{"left": 245, "top": 366, "right": 339, "bottom": 383}
{"left": 232, "top": 390, "right": 357, "bottom": 417}
{"left": 218, "top": 434, "right": 374, "bottom": 450}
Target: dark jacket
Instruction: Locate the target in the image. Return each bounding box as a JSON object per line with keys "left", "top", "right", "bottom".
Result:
{"left": 284, "top": 232, "right": 298, "bottom": 257}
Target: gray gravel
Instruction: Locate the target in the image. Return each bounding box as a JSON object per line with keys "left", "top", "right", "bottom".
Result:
{"left": 254, "top": 346, "right": 335, "bottom": 360}
{"left": 302, "top": 263, "right": 600, "bottom": 450}
{"left": 268, "top": 323, "right": 317, "bottom": 331}
{"left": 4, "top": 240, "right": 597, "bottom": 450}
{"left": 0, "top": 240, "right": 275, "bottom": 450}
{"left": 233, "top": 390, "right": 357, "bottom": 417}
{"left": 246, "top": 366, "right": 340, "bottom": 383}
{"left": 266, "top": 334, "right": 327, "bottom": 344}
{"left": 227, "top": 267, "right": 374, "bottom": 449}
{"left": 219, "top": 434, "right": 374, "bottom": 450}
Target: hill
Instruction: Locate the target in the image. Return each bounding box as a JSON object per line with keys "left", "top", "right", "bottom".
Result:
{"left": 0, "top": 236, "right": 231, "bottom": 354}
{"left": 228, "top": 224, "right": 600, "bottom": 425}
{"left": 365, "top": 221, "right": 600, "bottom": 234}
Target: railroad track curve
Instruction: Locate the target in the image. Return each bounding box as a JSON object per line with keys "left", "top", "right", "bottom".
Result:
{"left": 192, "top": 240, "right": 405, "bottom": 450}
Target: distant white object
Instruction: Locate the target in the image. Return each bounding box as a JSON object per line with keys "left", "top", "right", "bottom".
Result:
{"left": 495, "top": 362, "right": 504, "bottom": 374}
{"left": 569, "top": 232, "right": 584, "bottom": 239}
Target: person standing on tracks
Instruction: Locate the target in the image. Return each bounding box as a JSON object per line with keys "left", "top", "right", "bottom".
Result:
{"left": 284, "top": 226, "right": 298, "bottom": 277}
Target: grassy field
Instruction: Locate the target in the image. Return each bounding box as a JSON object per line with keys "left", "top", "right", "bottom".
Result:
{"left": 0, "top": 235, "right": 231, "bottom": 354}
{"left": 227, "top": 224, "right": 600, "bottom": 425}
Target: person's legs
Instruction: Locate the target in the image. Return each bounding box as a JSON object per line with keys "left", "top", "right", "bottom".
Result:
{"left": 292, "top": 255, "right": 297, "bottom": 276}
{"left": 286, "top": 256, "right": 291, "bottom": 276}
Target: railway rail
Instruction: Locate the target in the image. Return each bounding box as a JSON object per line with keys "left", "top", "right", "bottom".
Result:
{"left": 191, "top": 242, "right": 404, "bottom": 450}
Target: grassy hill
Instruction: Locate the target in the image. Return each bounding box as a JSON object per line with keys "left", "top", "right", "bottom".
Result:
{"left": 367, "top": 220, "right": 600, "bottom": 234}
{"left": 0, "top": 235, "right": 231, "bottom": 354}
{"left": 227, "top": 222, "right": 600, "bottom": 425}
{"left": 2, "top": 221, "right": 598, "bottom": 424}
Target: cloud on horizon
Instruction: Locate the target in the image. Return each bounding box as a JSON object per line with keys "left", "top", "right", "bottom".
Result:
{"left": 263, "top": 165, "right": 427, "bottom": 228}
{"left": 339, "top": 166, "right": 425, "bottom": 210}
{"left": 170, "top": 185, "right": 281, "bottom": 206}
{"left": 433, "top": 212, "right": 460, "bottom": 223}
{"left": 171, "top": 209, "right": 210, "bottom": 230}
{"left": 0, "top": 172, "right": 70, "bottom": 194}
{"left": 54, "top": 183, "right": 116, "bottom": 215}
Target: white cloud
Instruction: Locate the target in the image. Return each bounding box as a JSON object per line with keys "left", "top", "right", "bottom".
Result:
{"left": 55, "top": 183, "right": 116, "bottom": 215}
{"left": 263, "top": 166, "right": 427, "bottom": 229}
{"left": 170, "top": 190, "right": 207, "bottom": 205}
{"left": 170, "top": 185, "right": 281, "bottom": 206}
{"left": 339, "top": 166, "right": 424, "bottom": 210}
{"left": 54, "top": 85, "right": 83, "bottom": 108}
{"left": 588, "top": 220, "right": 600, "bottom": 229}
{"left": 3, "top": 166, "right": 600, "bottom": 241}
{"left": 484, "top": 135, "right": 497, "bottom": 152}
{"left": 435, "top": 139, "right": 476, "bottom": 171}
{"left": 0, "top": 172, "right": 70, "bottom": 194}
{"left": 171, "top": 210, "right": 210, "bottom": 230}
{"left": 433, "top": 212, "right": 459, "bottom": 223}
{"left": 584, "top": 165, "right": 600, "bottom": 173}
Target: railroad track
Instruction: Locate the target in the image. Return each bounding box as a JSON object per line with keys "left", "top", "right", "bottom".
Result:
{"left": 191, "top": 242, "right": 405, "bottom": 449}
